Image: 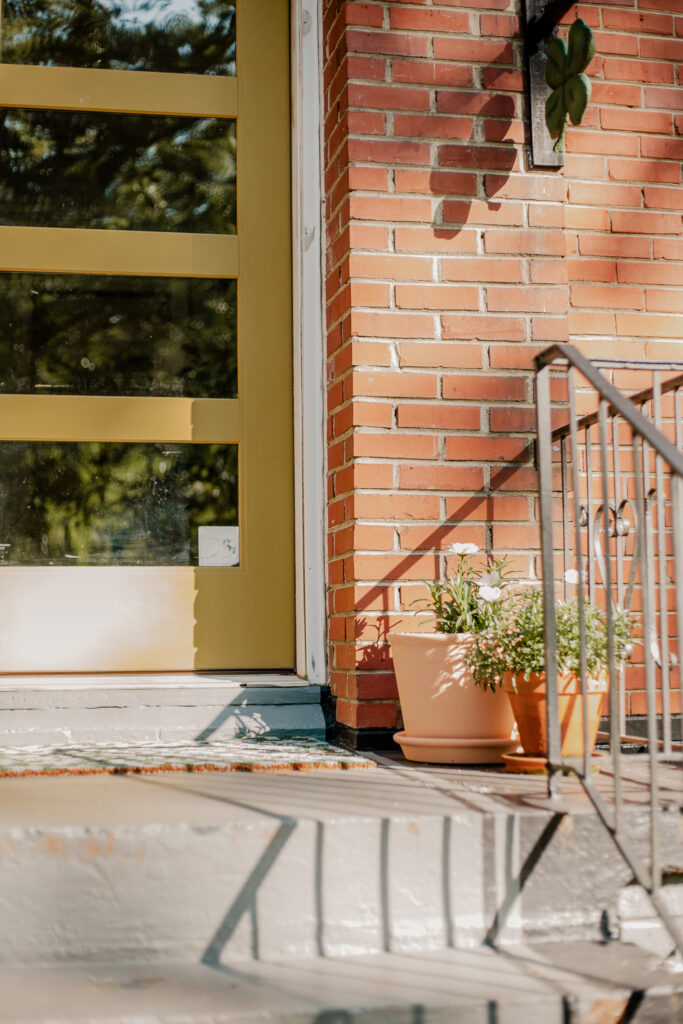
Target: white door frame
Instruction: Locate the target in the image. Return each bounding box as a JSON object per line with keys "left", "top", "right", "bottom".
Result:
{"left": 291, "top": 0, "right": 327, "bottom": 686}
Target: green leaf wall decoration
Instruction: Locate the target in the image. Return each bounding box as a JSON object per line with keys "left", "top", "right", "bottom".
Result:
{"left": 544, "top": 19, "right": 596, "bottom": 153}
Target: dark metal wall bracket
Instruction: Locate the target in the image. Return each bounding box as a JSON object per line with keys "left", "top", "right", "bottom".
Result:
{"left": 525, "top": 0, "right": 577, "bottom": 167}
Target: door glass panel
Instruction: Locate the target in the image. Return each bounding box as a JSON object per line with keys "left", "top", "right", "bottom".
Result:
{"left": 0, "top": 441, "right": 238, "bottom": 565}
{"left": 0, "top": 273, "right": 237, "bottom": 397}
{"left": 0, "top": 110, "right": 236, "bottom": 233}
{"left": 1, "top": 0, "right": 236, "bottom": 75}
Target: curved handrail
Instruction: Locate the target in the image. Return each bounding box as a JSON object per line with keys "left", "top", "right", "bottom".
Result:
{"left": 535, "top": 342, "right": 683, "bottom": 954}
{"left": 536, "top": 343, "right": 683, "bottom": 477}
{"left": 553, "top": 370, "right": 683, "bottom": 441}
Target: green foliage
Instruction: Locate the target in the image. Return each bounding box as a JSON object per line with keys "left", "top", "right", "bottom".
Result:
{"left": 544, "top": 19, "right": 595, "bottom": 153}
{"left": 0, "top": 2, "right": 237, "bottom": 234}
{"left": 467, "top": 587, "right": 636, "bottom": 693}
{"left": 0, "top": 442, "right": 238, "bottom": 566}
{"left": 3, "top": 0, "right": 236, "bottom": 76}
{"left": 426, "top": 545, "right": 510, "bottom": 635}
{"left": 0, "top": 274, "right": 237, "bottom": 399}
{"left": 0, "top": 110, "right": 236, "bottom": 234}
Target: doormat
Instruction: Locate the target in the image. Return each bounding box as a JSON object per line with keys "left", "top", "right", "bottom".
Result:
{"left": 0, "top": 737, "right": 376, "bottom": 777}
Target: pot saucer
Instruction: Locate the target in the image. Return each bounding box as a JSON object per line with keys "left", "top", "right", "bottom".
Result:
{"left": 394, "top": 732, "right": 519, "bottom": 765}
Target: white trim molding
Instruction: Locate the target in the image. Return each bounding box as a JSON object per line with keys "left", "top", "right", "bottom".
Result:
{"left": 291, "top": 0, "right": 327, "bottom": 685}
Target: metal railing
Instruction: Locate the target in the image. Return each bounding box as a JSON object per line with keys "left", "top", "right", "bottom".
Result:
{"left": 535, "top": 342, "right": 683, "bottom": 954}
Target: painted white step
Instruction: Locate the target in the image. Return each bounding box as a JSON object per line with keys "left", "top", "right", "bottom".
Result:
{"left": 0, "top": 767, "right": 681, "bottom": 966}
{"left": 0, "top": 676, "right": 326, "bottom": 744}
{"left": 1, "top": 943, "right": 681, "bottom": 1024}
{"left": 0, "top": 952, "right": 566, "bottom": 1024}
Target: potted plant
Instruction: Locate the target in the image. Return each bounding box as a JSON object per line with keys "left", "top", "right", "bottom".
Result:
{"left": 388, "top": 542, "right": 518, "bottom": 764}
{"left": 467, "top": 582, "right": 635, "bottom": 766}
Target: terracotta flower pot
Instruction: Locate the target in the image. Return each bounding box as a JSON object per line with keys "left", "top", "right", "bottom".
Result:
{"left": 503, "top": 671, "right": 607, "bottom": 758}
{"left": 388, "top": 631, "right": 518, "bottom": 764}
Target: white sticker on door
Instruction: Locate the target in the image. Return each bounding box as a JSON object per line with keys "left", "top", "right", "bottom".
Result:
{"left": 198, "top": 526, "right": 239, "bottom": 566}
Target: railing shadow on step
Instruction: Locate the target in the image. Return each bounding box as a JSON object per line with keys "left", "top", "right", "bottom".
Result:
{"left": 132, "top": 768, "right": 544, "bottom": 965}
{"left": 535, "top": 342, "right": 683, "bottom": 955}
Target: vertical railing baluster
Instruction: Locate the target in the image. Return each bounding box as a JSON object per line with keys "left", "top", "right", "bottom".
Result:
{"left": 569, "top": 371, "right": 590, "bottom": 781}
{"left": 536, "top": 362, "right": 562, "bottom": 799}
{"left": 561, "top": 436, "right": 570, "bottom": 601}
{"left": 599, "top": 400, "right": 621, "bottom": 823}
{"left": 676, "top": 387, "right": 683, "bottom": 743}
{"left": 586, "top": 425, "right": 595, "bottom": 606}
{"left": 634, "top": 433, "right": 661, "bottom": 893}
{"left": 643, "top": 431, "right": 658, "bottom": 727}
{"left": 672, "top": 474, "right": 683, "bottom": 761}
{"left": 653, "top": 373, "right": 671, "bottom": 755}
{"left": 611, "top": 413, "right": 626, "bottom": 737}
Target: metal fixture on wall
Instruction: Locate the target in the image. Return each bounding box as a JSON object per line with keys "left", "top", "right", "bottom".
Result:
{"left": 525, "top": 1, "right": 596, "bottom": 167}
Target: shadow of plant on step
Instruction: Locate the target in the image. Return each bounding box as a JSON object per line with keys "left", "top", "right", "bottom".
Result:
{"left": 192, "top": 680, "right": 319, "bottom": 744}
{"left": 193, "top": 691, "right": 275, "bottom": 743}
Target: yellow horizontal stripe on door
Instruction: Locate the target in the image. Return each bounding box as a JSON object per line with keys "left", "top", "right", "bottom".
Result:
{"left": 0, "top": 64, "right": 238, "bottom": 118}
{"left": 0, "top": 227, "right": 239, "bottom": 278}
{"left": 0, "top": 396, "right": 240, "bottom": 444}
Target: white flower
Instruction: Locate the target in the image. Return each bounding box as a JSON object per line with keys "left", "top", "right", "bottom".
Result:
{"left": 479, "top": 586, "right": 502, "bottom": 602}
{"left": 564, "top": 569, "right": 579, "bottom": 585}
{"left": 449, "top": 542, "right": 479, "bottom": 555}
{"left": 478, "top": 571, "right": 500, "bottom": 587}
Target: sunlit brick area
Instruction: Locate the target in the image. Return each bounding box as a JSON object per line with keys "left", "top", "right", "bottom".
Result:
{"left": 322, "top": 0, "right": 683, "bottom": 746}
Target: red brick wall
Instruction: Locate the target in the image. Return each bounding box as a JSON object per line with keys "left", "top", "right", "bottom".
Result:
{"left": 322, "top": 0, "right": 683, "bottom": 743}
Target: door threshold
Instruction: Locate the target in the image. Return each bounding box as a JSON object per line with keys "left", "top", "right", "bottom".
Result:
{"left": 0, "top": 672, "right": 326, "bottom": 745}
{"left": 0, "top": 672, "right": 313, "bottom": 691}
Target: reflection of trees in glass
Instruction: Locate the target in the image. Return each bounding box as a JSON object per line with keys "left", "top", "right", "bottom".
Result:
{"left": 0, "top": 110, "right": 236, "bottom": 233}
{"left": 0, "top": 442, "right": 238, "bottom": 565}
{"left": 2, "top": 0, "right": 236, "bottom": 75}
{"left": 0, "top": 4, "right": 242, "bottom": 564}
{"left": 0, "top": 274, "right": 237, "bottom": 397}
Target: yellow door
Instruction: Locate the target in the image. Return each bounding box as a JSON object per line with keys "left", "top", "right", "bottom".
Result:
{"left": 0, "top": 0, "right": 294, "bottom": 671}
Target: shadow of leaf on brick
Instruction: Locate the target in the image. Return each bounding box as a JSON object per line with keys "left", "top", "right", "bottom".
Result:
{"left": 430, "top": 86, "right": 518, "bottom": 241}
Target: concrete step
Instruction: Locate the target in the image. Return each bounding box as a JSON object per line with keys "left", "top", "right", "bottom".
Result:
{"left": 0, "top": 762, "right": 681, "bottom": 966}
{"left": 0, "top": 675, "right": 326, "bottom": 745}
{"left": 618, "top": 882, "right": 683, "bottom": 958}
{"left": 0, "top": 950, "right": 566, "bottom": 1024}
{"left": 1, "top": 942, "right": 681, "bottom": 1023}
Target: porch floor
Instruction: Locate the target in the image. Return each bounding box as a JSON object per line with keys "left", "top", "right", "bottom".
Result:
{"left": 0, "top": 736, "right": 679, "bottom": 811}
{"left": 367, "top": 749, "right": 683, "bottom": 815}
{"left": 1, "top": 741, "right": 679, "bottom": 811}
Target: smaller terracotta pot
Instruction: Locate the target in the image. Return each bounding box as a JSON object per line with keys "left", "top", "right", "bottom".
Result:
{"left": 503, "top": 671, "right": 606, "bottom": 758}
